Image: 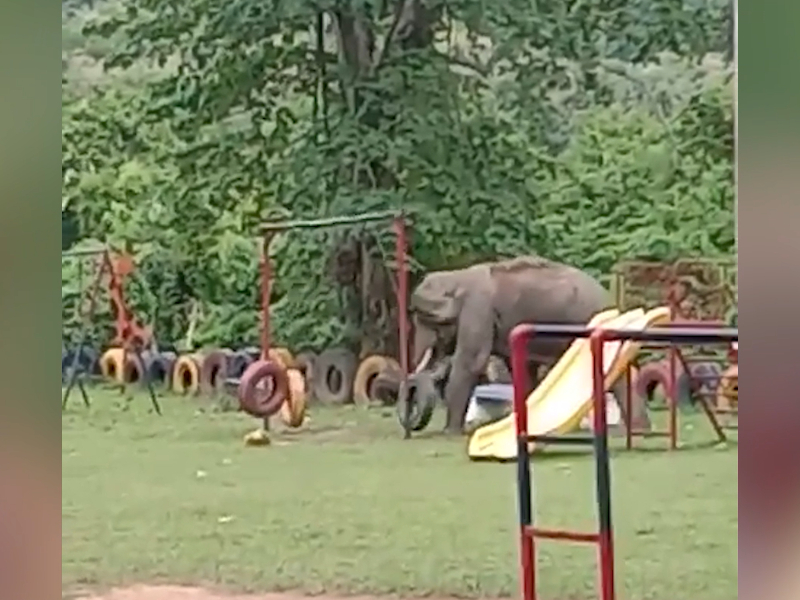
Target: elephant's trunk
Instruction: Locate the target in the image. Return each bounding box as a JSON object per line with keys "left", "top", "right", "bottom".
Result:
{"left": 411, "top": 315, "right": 439, "bottom": 373}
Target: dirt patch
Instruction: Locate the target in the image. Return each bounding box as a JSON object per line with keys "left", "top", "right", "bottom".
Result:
{"left": 72, "top": 586, "right": 473, "bottom": 600}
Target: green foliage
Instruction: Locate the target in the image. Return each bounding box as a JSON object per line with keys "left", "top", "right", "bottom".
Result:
{"left": 61, "top": 0, "right": 735, "bottom": 351}
{"left": 535, "top": 55, "right": 735, "bottom": 275}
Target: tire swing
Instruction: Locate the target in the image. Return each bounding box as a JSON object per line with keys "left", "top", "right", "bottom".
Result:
{"left": 172, "top": 354, "right": 202, "bottom": 396}
{"left": 279, "top": 368, "right": 308, "bottom": 428}
{"left": 353, "top": 355, "right": 401, "bottom": 407}
{"left": 268, "top": 347, "right": 296, "bottom": 369}
{"left": 313, "top": 348, "right": 358, "bottom": 405}
{"left": 237, "top": 359, "right": 290, "bottom": 418}
{"left": 396, "top": 372, "right": 438, "bottom": 434}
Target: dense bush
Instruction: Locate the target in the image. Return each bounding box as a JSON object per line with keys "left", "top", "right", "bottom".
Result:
{"left": 61, "top": 0, "right": 735, "bottom": 352}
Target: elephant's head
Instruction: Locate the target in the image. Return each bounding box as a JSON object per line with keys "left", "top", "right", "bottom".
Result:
{"left": 410, "top": 271, "right": 465, "bottom": 372}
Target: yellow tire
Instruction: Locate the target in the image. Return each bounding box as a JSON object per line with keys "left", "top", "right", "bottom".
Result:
{"left": 268, "top": 347, "right": 295, "bottom": 369}
{"left": 99, "top": 348, "right": 144, "bottom": 384}
{"left": 173, "top": 354, "right": 202, "bottom": 396}
{"left": 280, "top": 368, "right": 307, "bottom": 428}
{"left": 353, "top": 355, "right": 401, "bottom": 407}
{"left": 100, "top": 348, "right": 125, "bottom": 383}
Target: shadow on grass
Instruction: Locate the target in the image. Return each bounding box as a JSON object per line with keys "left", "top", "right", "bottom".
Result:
{"left": 467, "top": 435, "right": 737, "bottom": 465}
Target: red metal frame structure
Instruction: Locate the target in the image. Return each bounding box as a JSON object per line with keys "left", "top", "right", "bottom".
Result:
{"left": 238, "top": 210, "right": 411, "bottom": 420}
{"left": 259, "top": 209, "right": 411, "bottom": 370}
{"left": 612, "top": 260, "right": 735, "bottom": 449}
{"left": 617, "top": 290, "right": 729, "bottom": 451}
{"left": 509, "top": 323, "right": 737, "bottom": 600}
{"left": 61, "top": 245, "right": 161, "bottom": 413}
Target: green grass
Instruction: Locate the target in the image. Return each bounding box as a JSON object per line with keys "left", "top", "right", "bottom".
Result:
{"left": 62, "top": 389, "right": 737, "bottom": 600}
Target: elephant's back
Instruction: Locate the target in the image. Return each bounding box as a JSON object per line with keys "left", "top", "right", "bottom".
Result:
{"left": 492, "top": 263, "right": 609, "bottom": 362}
{"left": 492, "top": 259, "right": 611, "bottom": 326}
{"left": 558, "top": 264, "right": 614, "bottom": 321}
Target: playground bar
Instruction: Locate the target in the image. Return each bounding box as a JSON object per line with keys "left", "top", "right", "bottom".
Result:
{"left": 512, "top": 324, "right": 737, "bottom": 344}
{"left": 392, "top": 216, "right": 410, "bottom": 375}
{"left": 62, "top": 247, "right": 107, "bottom": 258}
{"left": 527, "top": 528, "right": 599, "bottom": 542}
{"left": 527, "top": 433, "right": 594, "bottom": 445}
{"left": 246, "top": 211, "right": 412, "bottom": 422}
{"left": 509, "top": 322, "right": 737, "bottom": 600}
{"left": 261, "top": 210, "right": 406, "bottom": 232}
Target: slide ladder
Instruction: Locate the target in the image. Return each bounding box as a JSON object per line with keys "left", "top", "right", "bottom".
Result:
{"left": 508, "top": 318, "right": 738, "bottom": 600}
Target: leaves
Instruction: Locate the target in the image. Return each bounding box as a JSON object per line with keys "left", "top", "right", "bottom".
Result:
{"left": 62, "top": 0, "right": 734, "bottom": 351}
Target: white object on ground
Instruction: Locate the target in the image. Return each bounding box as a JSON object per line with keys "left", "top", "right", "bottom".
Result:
{"left": 465, "top": 385, "right": 621, "bottom": 431}
{"left": 464, "top": 384, "right": 514, "bottom": 430}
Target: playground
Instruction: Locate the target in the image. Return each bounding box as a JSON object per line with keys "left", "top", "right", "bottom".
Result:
{"left": 62, "top": 213, "right": 738, "bottom": 600}
{"left": 63, "top": 389, "right": 737, "bottom": 600}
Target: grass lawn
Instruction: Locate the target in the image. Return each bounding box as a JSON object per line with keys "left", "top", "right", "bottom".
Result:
{"left": 62, "top": 388, "right": 737, "bottom": 600}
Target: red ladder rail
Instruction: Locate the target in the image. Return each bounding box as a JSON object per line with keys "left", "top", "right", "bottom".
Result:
{"left": 509, "top": 324, "right": 737, "bottom": 600}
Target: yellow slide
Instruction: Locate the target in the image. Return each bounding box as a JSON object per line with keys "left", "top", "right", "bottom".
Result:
{"left": 467, "top": 306, "right": 671, "bottom": 461}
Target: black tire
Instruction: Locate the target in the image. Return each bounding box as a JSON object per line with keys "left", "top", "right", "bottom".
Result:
{"left": 396, "top": 372, "right": 438, "bottom": 433}
{"left": 688, "top": 361, "right": 723, "bottom": 397}
{"left": 243, "top": 346, "right": 262, "bottom": 361}
{"left": 62, "top": 346, "right": 98, "bottom": 380}
{"left": 227, "top": 350, "right": 255, "bottom": 380}
{"left": 143, "top": 351, "right": 177, "bottom": 389}
{"left": 313, "top": 347, "right": 358, "bottom": 405}
{"left": 77, "top": 347, "right": 99, "bottom": 375}
{"left": 61, "top": 346, "right": 73, "bottom": 382}
{"left": 371, "top": 367, "right": 403, "bottom": 406}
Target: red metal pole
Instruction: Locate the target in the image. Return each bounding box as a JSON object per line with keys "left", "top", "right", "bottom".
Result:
{"left": 510, "top": 327, "right": 535, "bottom": 600}
{"left": 590, "top": 332, "right": 616, "bottom": 600}
{"left": 260, "top": 235, "right": 273, "bottom": 361}
{"left": 393, "top": 216, "right": 410, "bottom": 375}
{"left": 667, "top": 286, "right": 679, "bottom": 450}
{"left": 624, "top": 364, "right": 633, "bottom": 451}
{"left": 667, "top": 348, "right": 678, "bottom": 450}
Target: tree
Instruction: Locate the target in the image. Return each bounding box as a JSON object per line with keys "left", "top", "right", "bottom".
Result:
{"left": 62, "top": 0, "right": 734, "bottom": 350}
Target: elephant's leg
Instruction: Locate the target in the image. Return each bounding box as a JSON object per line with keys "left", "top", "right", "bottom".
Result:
{"left": 610, "top": 378, "right": 651, "bottom": 433}
{"left": 443, "top": 292, "right": 494, "bottom": 434}
{"left": 443, "top": 358, "right": 481, "bottom": 434}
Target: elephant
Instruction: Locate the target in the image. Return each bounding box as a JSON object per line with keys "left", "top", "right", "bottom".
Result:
{"left": 410, "top": 255, "right": 648, "bottom": 434}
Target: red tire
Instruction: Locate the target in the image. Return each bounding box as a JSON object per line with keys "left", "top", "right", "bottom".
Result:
{"left": 200, "top": 349, "right": 232, "bottom": 395}
{"left": 634, "top": 359, "right": 692, "bottom": 406}
{"left": 237, "top": 359, "right": 290, "bottom": 418}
